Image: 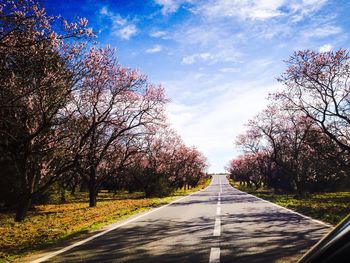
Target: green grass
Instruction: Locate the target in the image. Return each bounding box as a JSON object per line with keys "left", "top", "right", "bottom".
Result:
{"left": 228, "top": 178, "right": 350, "bottom": 226}
{"left": 0, "top": 177, "right": 211, "bottom": 262}
{"left": 254, "top": 192, "right": 350, "bottom": 226}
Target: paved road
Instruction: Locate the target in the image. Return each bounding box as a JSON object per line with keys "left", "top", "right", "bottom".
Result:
{"left": 33, "top": 174, "right": 330, "bottom": 263}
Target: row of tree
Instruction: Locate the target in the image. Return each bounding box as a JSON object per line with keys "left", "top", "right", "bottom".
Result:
{"left": 227, "top": 49, "right": 350, "bottom": 195}
{"left": 0, "top": 0, "right": 207, "bottom": 221}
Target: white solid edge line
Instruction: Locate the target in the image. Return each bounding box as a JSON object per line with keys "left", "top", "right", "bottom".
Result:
{"left": 216, "top": 206, "right": 221, "bottom": 216}
{"left": 209, "top": 247, "right": 220, "bottom": 263}
{"left": 232, "top": 187, "right": 333, "bottom": 228}
{"left": 30, "top": 185, "right": 211, "bottom": 263}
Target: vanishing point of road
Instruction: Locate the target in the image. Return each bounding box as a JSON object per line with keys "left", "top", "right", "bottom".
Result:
{"left": 29, "top": 174, "right": 330, "bottom": 263}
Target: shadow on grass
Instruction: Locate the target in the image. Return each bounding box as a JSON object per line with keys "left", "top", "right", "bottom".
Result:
{"left": 253, "top": 192, "right": 350, "bottom": 225}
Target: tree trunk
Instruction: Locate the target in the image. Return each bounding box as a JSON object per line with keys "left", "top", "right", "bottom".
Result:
{"left": 15, "top": 194, "right": 32, "bottom": 222}
{"left": 89, "top": 185, "right": 97, "bottom": 207}
{"left": 254, "top": 182, "right": 259, "bottom": 190}
{"left": 87, "top": 167, "right": 98, "bottom": 207}
{"left": 70, "top": 180, "right": 78, "bottom": 195}
{"left": 293, "top": 179, "right": 304, "bottom": 198}
{"left": 70, "top": 185, "right": 76, "bottom": 196}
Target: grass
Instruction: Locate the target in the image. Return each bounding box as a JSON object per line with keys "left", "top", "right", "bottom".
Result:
{"left": 228, "top": 177, "right": 350, "bottom": 226}
{"left": 254, "top": 192, "right": 350, "bottom": 226}
{"left": 0, "top": 177, "right": 211, "bottom": 262}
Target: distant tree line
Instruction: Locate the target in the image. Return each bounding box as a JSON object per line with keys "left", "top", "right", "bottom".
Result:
{"left": 0, "top": 0, "right": 208, "bottom": 221}
{"left": 228, "top": 49, "right": 350, "bottom": 195}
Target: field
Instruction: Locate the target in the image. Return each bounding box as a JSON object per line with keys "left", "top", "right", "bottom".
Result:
{"left": 0, "top": 178, "right": 211, "bottom": 262}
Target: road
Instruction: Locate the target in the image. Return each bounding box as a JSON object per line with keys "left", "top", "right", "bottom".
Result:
{"left": 31, "top": 174, "right": 330, "bottom": 263}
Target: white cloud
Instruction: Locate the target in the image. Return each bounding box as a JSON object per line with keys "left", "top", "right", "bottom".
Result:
{"left": 302, "top": 25, "right": 342, "bottom": 38}
{"left": 167, "top": 81, "right": 280, "bottom": 172}
{"left": 193, "top": 0, "right": 328, "bottom": 22}
{"left": 181, "top": 49, "right": 240, "bottom": 65}
{"left": 319, "top": 43, "right": 332, "bottom": 52}
{"left": 154, "top": 0, "right": 329, "bottom": 22}
{"left": 150, "top": 30, "right": 167, "bottom": 38}
{"left": 170, "top": 22, "right": 243, "bottom": 66}
{"left": 154, "top": 0, "right": 191, "bottom": 15}
{"left": 181, "top": 55, "right": 195, "bottom": 64}
{"left": 173, "top": 24, "right": 226, "bottom": 46}
{"left": 118, "top": 25, "right": 137, "bottom": 40}
{"left": 182, "top": 52, "right": 211, "bottom": 64}
{"left": 196, "top": 0, "right": 285, "bottom": 21}
{"left": 99, "top": 6, "right": 137, "bottom": 40}
{"left": 99, "top": 6, "right": 127, "bottom": 26}
{"left": 289, "top": 0, "right": 328, "bottom": 22}
{"left": 146, "top": 44, "right": 163, "bottom": 53}
{"left": 219, "top": 67, "right": 239, "bottom": 73}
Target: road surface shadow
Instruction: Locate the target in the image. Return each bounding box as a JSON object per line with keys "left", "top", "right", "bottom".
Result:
{"left": 49, "top": 217, "right": 215, "bottom": 263}
{"left": 220, "top": 211, "right": 329, "bottom": 263}
{"left": 45, "top": 183, "right": 330, "bottom": 263}
{"left": 48, "top": 206, "right": 329, "bottom": 263}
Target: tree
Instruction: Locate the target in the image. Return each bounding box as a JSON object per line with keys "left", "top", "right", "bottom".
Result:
{"left": 244, "top": 105, "right": 326, "bottom": 194}
{"left": 66, "top": 46, "right": 167, "bottom": 207}
{"left": 227, "top": 155, "right": 256, "bottom": 189}
{"left": 277, "top": 49, "right": 350, "bottom": 153}
{"left": 235, "top": 100, "right": 348, "bottom": 194}
{"left": 123, "top": 127, "right": 208, "bottom": 196}
{"left": 0, "top": 0, "right": 93, "bottom": 221}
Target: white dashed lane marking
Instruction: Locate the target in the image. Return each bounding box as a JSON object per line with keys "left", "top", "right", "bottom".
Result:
{"left": 209, "top": 247, "right": 220, "bottom": 263}
{"left": 210, "top": 175, "right": 223, "bottom": 262}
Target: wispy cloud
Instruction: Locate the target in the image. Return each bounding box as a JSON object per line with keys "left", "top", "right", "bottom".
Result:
{"left": 182, "top": 53, "right": 211, "bottom": 64}
{"left": 181, "top": 47, "right": 240, "bottom": 65}
{"left": 188, "top": 0, "right": 329, "bottom": 22}
{"left": 146, "top": 44, "right": 163, "bottom": 53}
{"left": 288, "top": 0, "right": 329, "bottom": 22}
{"left": 99, "top": 6, "right": 126, "bottom": 25}
{"left": 99, "top": 6, "right": 137, "bottom": 40}
{"left": 154, "top": 0, "right": 192, "bottom": 15}
{"left": 150, "top": 30, "right": 167, "bottom": 38}
{"left": 219, "top": 67, "right": 239, "bottom": 73}
{"left": 301, "top": 25, "right": 342, "bottom": 38}
{"left": 196, "top": 0, "right": 285, "bottom": 21}
{"left": 154, "top": 0, "right": 329, "bottom": 22}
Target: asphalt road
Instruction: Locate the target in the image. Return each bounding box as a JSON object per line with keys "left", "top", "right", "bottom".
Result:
{"left": 32, "top": 174, "right": 330, "bottom": 263}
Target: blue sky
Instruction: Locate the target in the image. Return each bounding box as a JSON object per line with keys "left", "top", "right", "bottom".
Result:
{"left": 45, "top": 0, "right": 350, "bottom": 172}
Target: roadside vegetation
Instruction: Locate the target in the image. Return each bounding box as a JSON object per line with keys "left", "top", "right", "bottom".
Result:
{"left": 227, "top": 48, "right": 350, "bottom": 227}
{"left": 228, "top": 178, "right": 350, "bottom": 226}
{"left": 0, "top": 177, "right": 211, "bottom": 262}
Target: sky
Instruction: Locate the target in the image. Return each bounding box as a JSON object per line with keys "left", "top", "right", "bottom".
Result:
{"left": 44, "top": 0, "right": 350, "bottom": 172}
